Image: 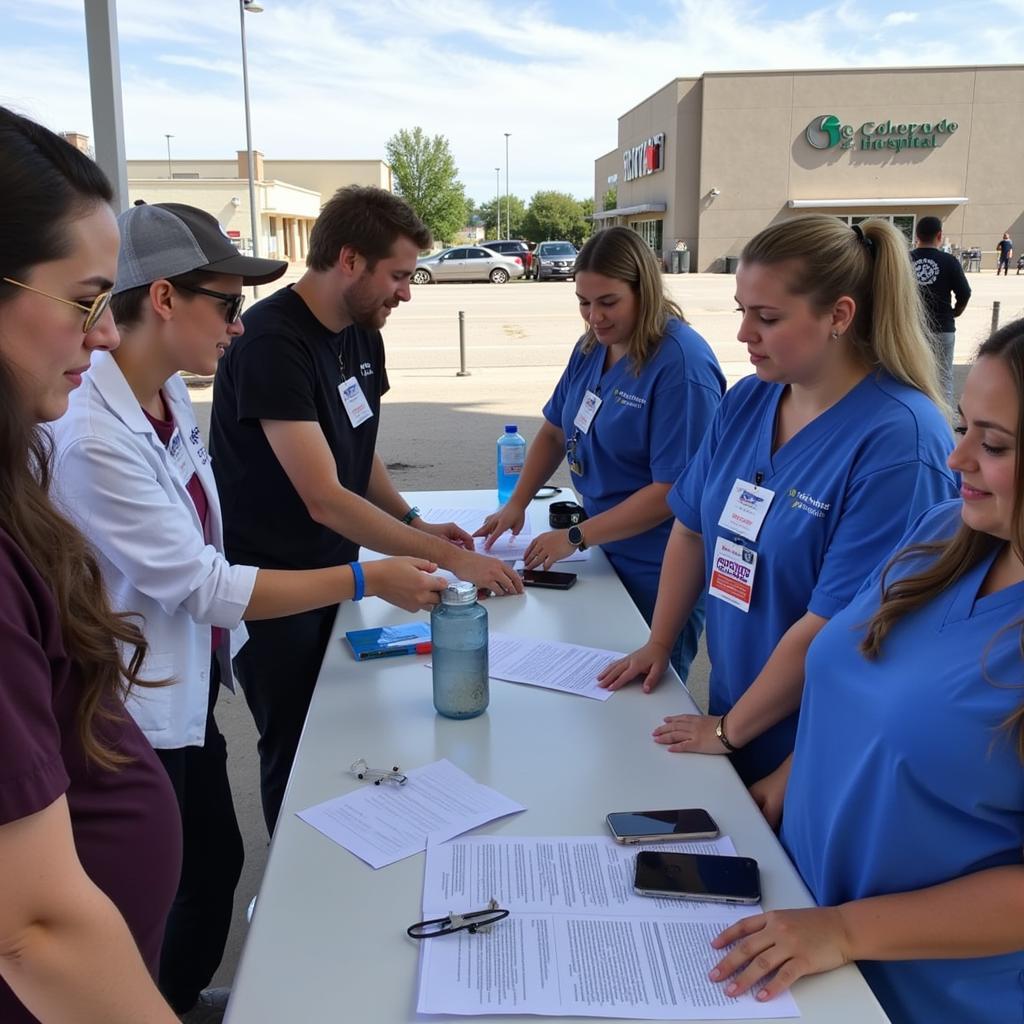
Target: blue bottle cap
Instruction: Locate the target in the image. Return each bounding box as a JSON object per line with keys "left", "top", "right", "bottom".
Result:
{"left": 504, "top": 425, "right": 518, "bottom": 433}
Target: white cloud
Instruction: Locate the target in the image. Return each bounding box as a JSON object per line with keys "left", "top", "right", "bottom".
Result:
{"left": 882, "top": 11, "right": 919, "bottom": 26}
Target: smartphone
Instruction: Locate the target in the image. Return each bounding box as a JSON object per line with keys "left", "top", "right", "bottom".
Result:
{"left": 521, "top": 570, "right": 577, "bottom": 590}
{"left": 606, "top": 808, "right": 719, "bottom": 844}
{"left": 634, "top": 850, "right": 761, "bottom": 904}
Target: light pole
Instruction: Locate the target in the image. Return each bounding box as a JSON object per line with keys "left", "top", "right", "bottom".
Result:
{"left": 164, "top": 133, "right": 173, "bottom": 178}
{"left": 239, "top": 0, "right": 263, "bottom": 289}
{"left": 503, "top": 132, "right": 511, "bottom": 238}
{"left": 494, "top": 167, "right": 500, "bottom": 238}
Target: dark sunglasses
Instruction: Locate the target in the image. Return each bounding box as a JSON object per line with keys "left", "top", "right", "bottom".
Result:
{"left": 2, "top": 277, "right": 113, "bottom": 333}
{"left": 174, "top": 283, "right": 246, "bottom": 324}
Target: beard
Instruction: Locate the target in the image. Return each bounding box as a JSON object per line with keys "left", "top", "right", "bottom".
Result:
{"left": 344, "top": 273, "right": 390, "bottom": 330}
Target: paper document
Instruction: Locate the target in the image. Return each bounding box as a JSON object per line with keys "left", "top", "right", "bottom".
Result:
{"left": 296, "top": 759, "right": 524, "bottom": 869}
{"left": 488, "top": 632, "right": 622, "bottom": 701}
{"left": 474, "top": 534, "right": 592, "bottom": 562}
{"left": 416, "top": 835, "right": 799, "bottom": 1019}
{"left": 420, "top": 507, "right": 532, "bottom": 538}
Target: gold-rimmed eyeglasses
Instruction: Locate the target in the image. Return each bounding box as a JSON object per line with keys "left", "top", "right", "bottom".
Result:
{"left": 2, "top": 277, "right": 113, "bottom": 334}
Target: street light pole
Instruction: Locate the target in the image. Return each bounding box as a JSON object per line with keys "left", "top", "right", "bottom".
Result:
{"left": 239, "top": 0, "right": 263, "bottom": 292}
{"left": 494, "top": 167, "right": 500, "bottom": 238}
{"left": 503, "top": 132, "right": 511, "bottom": 238}
{"left": 165, "top": 133, "right": 173, "bottom": 178}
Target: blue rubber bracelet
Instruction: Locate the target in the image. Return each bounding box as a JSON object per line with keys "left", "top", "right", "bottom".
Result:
{"left": 350, "top": 562, "right": 365, "bottom": 602}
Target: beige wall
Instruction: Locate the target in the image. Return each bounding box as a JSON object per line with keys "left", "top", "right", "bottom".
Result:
{"left": 594, "top": 148, "right": 618, "bottom": 208}
{"left": 262, "top": 160, "right": 392, "bottom": 199}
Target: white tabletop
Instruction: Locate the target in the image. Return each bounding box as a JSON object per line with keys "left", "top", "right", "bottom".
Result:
{"left": 225, "top": 490, "right": 889, "bottom": 1024}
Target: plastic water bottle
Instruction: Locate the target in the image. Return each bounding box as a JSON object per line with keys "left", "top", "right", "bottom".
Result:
{"left": 496, "top": 424, "right": 526, "bottom": 504}
{"left": 431, "top": 582, "right": 489, "bottom": 719}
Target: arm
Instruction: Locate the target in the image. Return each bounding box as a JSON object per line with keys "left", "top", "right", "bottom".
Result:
{"left": 748, "top": 754, "right": 793, "bottom": 831}
{"left": 261, "top": 420, "right": 523, "bottom": 593}
{"left": 597, "top": 520, "right": 706, "bottom": 691}
{"left": 523, "top": 481, "right": 671, "bottom": 569}
{"left": 475, "top": 420, "right": 566, "bottom": 546}
{"left": 0, "top": 797, "right": 178, "bottom": 1024}
{"left": 952, "top": 261, "right": 971, "bottom": 317}
{"left": 709, "top": 864, "right": 1024, "bottom": 1001}
{"left": 652, "top": 611, "right": 827, "bottom": 752}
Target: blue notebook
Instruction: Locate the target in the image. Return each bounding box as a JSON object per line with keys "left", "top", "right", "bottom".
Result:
{"left": 345, "top": 622, "right": 432, "bottom": 661}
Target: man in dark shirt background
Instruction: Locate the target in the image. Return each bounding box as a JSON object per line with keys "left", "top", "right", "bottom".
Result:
{"left": 910, "top": 216, "right": 971, "bottom": 406}
{"left": 996, "top": 232, "right": 1014, "bottom": 276}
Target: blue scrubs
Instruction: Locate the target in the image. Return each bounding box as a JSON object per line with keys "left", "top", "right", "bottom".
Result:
{"left": 668, "top": 370, "right": 956, "bottom": 781}
{"left": 544, "top": 317, "right": 725, "bottom": 679}
{"left": 782, "top": 501, "right": 1024, "bottom": 1024}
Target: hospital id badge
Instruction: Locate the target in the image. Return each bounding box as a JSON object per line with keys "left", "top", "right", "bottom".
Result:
{"left": 709, "top": 537, "right": 757, "bottom": 613}
{"left": 338, "top": 376, "right": 373, "bottom": 428}
{"left": 573, "top": 390, "right": 602, "bottom": 434}
{"left": 717, "top": 478, "right": 775, "bottom": 542}
{"left": 167, "top": 428, "right": 192, "bottom": 485}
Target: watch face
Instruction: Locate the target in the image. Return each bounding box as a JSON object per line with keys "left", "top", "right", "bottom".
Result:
{"left": 568, "top": 526, "right": 581, "bottom": 544}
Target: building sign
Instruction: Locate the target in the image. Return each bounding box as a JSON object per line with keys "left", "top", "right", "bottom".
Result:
{"left": 805, "top": 114, "right": 958, "bottom": 152}
{"left": 623, "top": 132, "right": 664, "bottom": 181}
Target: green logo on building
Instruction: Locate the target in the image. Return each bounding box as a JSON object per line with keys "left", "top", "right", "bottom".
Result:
{"left": 805, "top": 115, "right": 842, "bottom": 149}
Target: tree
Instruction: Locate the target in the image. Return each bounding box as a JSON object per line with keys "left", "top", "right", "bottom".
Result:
{"left": 602, "top": 187, "right": 617, "bottom": 211}
{"left": 521, "top": 191, "right": 590, "bottom": 247}
{"left": 579, "top": 197, "right": 595, "bottom": 245}
{"left": 476, "top": 195, "right": 526, "bottom": 238}
{"left": 385, "top": 127, "right": 467, "bottom": 246}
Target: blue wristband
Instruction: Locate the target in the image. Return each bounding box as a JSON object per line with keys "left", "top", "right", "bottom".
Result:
{"left": 350, "top": 562, "right": 365, "bottom": 602}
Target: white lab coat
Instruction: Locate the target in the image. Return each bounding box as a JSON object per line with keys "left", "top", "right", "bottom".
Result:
{"left": 50, "top": 351, "right": 256, "bottom": 749}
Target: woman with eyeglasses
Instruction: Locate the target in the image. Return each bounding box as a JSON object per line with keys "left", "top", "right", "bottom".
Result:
{"left": 0, "top": 108, "right": 182, "bottom": 1022}
{"left": 49, "top": 201, "right": 445, "bottom": 1018}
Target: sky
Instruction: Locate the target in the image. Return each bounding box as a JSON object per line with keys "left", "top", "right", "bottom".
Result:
{"left": 0, "top": 0, "right": 1021, "bottom": 204}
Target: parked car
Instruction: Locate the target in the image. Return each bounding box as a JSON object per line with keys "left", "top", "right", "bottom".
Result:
{"left": 482, "top": 239, "right": 534, "bottom": 275}
{"left": 533, "top": 241, "right": 578, "bottom": 281}
{"left": 411, "top": 246, "right": 525, "bottom": 285}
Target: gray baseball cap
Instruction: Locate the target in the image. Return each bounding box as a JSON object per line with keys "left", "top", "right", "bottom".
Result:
{"left": 113, "top": 202, "right": 288, "bottom": 294}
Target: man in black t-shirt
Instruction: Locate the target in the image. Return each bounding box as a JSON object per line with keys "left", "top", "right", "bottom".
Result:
{"left": 211, "top": 186, "right": 523, "bottom": 833}
{"left": 996, "top": 233, "right": 1014, "bottom": 276}
{"left": 910, "top": 216, "right": 971, "bottom": 406}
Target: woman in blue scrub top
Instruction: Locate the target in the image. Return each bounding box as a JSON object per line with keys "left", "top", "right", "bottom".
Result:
{"left": 600, "top": 216, "right": 957, "bottom": 782}
{"left": 476, "top": 226, "right": 725, "bottom": 680}
{"left": 706, "top": 319, "right": 1024, "bottom": 1024}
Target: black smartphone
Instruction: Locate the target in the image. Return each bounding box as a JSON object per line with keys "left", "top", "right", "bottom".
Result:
{"left": 606, "top": 808, "right": 719, "bottom": 844}
{"left": 633, "top": 850, "right": 761, "bottom": 904}
{"left": 521, "top": 570, "right": 577, "bottom": 590}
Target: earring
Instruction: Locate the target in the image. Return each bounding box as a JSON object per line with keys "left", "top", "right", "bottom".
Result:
{"left": 830, "top": 330, "right": 840, "bottom": 340}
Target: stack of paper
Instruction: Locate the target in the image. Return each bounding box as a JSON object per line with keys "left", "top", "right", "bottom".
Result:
{"left": 487, "top": 632, "right": 622, "bottom": 701}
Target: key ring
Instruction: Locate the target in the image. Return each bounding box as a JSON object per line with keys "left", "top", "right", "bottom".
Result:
{"left": 350, "top": 758, "right": 407, "bottom": 786}
{"left": 407, "top": 899, "right": 509, "bottom": 940}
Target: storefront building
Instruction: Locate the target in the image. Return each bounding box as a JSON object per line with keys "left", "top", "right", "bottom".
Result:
{"left": 593, "top": 65, "right": 1024, "bottom": 272}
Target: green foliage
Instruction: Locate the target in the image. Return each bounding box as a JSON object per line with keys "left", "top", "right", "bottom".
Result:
{"left": 476, "top": 195, "right": 527, "bottom": 238}
{"left": 602, "top": 187, "right": 617, "bottom": 211}
{"left": 385, "top": 127, "right": 467, "bottom": 246}
{"left": 521, "top": 191, "right": 590, "bottom": 248}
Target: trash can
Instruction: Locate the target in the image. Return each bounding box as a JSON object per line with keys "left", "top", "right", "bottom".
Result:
{"left": 724, "top": 256, "right": 739, "bottom": 274}
{"left": 678, "top": 250, "right": 691, "bottom": 273}
{"left": 669, "top": 251, "right": 682, "bottom": 274}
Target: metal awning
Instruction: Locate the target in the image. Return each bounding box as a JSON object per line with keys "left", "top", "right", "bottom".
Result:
{"left": 591, "top": 202, "right": 668, "bottom": 221}
{"left": 787, "top": 197, "right": 968, "bottom": 209}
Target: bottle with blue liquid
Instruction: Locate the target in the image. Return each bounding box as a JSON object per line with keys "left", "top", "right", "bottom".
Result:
{"left": 496, "top": 425, "right": 526, "bottom": 504}
{"left": 431, "top": 582, "right": 489, "bottom": 719}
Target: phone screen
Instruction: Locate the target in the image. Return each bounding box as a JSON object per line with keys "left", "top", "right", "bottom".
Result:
{"left": 607, "top": 809, "right": 718, "bottom": 839}
{"left": 521, "top": 570, "right": 577, "bottom": 589}
{"left": 634, "top": 851, "right": 761, "bottom": 903}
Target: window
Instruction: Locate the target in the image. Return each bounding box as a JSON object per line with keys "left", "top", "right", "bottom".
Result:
{"left": 467, "top": 249, "right": 488, "bottom": 259}
{"left": 837, "top": 214, "right": 916, "bottom": 246}
{"left": 630, "top": 218, "right": 663, "bottom": 253}
{"left": 447, "top": 249, "right": 468, "bottom": 260}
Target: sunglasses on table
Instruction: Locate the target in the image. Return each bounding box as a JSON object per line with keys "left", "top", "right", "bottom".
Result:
{"left": 173, "top": 283, "right": 246, "bottom": 324}
{"left": 2, "top": 277, "right": 112, "bottom": 333}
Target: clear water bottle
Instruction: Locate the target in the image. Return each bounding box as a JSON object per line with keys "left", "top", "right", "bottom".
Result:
{"left": 496, "top": 424, "right": 526, "bottom": 504}
{"left": 431, "top": 581, "right": 489, "bottom": 719}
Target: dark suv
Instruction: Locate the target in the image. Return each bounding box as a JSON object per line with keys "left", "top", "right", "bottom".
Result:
{"left": 482, "top": 239, "right": 533, "bottom": 275}
{"left": 533, "top": 241, "right": 578, "bottom": 281}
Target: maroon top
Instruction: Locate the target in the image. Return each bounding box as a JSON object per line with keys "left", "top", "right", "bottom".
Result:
{"left": 0, "top": 527, "right": 181, "bottom": 1022}
{"left": 142, "top": 399, "right": 225, "bottom": 653}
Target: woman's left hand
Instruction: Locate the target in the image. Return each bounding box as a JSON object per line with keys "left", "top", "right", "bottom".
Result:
{"left": 415, "top": 519, "right": 475, "bottom": 551}
{"left": 709, "top": 908, "right": 853, "bottom": 1001}
{"left": 523, "top": 530, "right": 577, "bottom": 570}
{"left": 652, "top": 713, "right": 729, "bottom": 754}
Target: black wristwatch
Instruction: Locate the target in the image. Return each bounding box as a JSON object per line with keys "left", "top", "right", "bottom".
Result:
{"left": 567, "top": 524, "right": 587, "bottom": 551}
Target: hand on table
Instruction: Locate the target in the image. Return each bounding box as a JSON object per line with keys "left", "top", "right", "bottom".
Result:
{"left": 523, "top": 529, "right": 576, "bottom": 570}
{"left": 596, "top": 641, "right": 671, "bottom": 692}
{"left": 449, "top": 549, "right": 525, "bottom": 596}
{"left": 362, "top": 558, "right": 447, "bottom": 612}
{"left": 652, "top": 712, "right": 729, "bottom": 754}
{"left": 709, "top": 907, "right": 852, "bottom": 1002}
{"left": 415, "top": 518, "right": 474, "bottom": 551}
{"left": 473, "top": 504, "right": 526, "bottom": 550}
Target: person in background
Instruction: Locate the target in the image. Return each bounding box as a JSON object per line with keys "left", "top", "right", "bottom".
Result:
{"left": 599, "top": 216, "right": 958, "bottom": 784}
{"left": 910, "top": 215, "right": 970, "bottom": 407}
{"left": 713, "top": 318, "right": 1024, "bottom": 1024}
{"left": 0, "top": 106, "right": 180, "bottom": 1023}
{"left": 996, "top": 232, "right": 1014, "bottom": 276}
{"left": 210, "top": 186, "right": 523, "bottom": 836}
{"left": 50, "top": 202, "right": 446, "bottom": 1021}
{"left": 476, "top": 226, "right": 725, "bottom": 681}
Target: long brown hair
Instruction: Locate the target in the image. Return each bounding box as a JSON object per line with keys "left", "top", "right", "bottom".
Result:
{"left": 0, "top": 107, "right": 152, "bottom": 768}
{"left": 861, "top": 317, "right": 1024, "bottom": 758}
{"left": 575, "top": 226, "right": 686, "bottom": 374}
{"left": 741, "top": 215, "right": 946, "bottom": 412}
